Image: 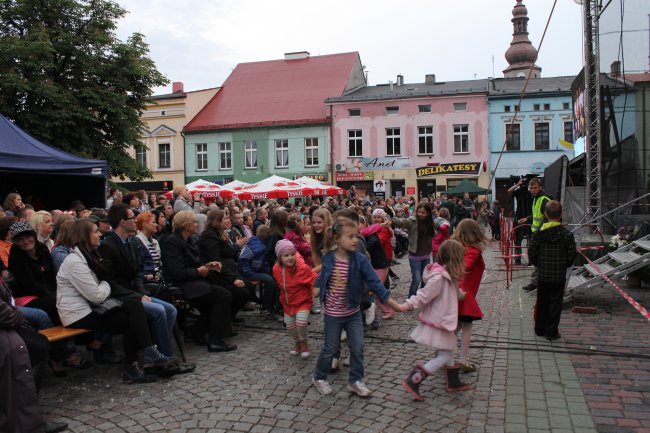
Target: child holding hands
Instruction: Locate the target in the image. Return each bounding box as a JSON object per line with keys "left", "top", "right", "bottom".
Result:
{"left": 272, "top": 240, "right": 317, "bottom": 358}
{"left": 312, "top": 217, "right": 401, "bottom": 397}
{"left": 399, "top": 239, "right": 470, "bottom": 400}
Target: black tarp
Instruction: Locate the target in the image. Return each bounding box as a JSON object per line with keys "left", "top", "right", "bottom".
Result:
{"left": 0, "top": 114, "right": 108, "bottom": 209}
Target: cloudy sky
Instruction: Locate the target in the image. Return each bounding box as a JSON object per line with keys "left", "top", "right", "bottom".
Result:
{"left": 115, "top": 0, "right": 585, "bottom": 94}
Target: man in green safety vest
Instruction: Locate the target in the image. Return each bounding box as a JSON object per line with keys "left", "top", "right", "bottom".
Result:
{"left": 517, "top": 178, "right": 552, "bottom": 291}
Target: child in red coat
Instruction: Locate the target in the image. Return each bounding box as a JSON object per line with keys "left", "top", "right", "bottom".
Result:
{"left": 272, "top": 240, "right": 317, "bottom": 358}
{"left": 452, "top": 219, "right": 488, "bottom": 373}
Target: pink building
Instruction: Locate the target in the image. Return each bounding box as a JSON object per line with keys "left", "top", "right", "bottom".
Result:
{"left": 327, "top": 78, "right": 490, "bottom": 199}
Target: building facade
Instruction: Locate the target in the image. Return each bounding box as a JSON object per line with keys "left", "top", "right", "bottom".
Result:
{"left": 327, "top": 78, "right": 490, "bottom": 199}
{"left": 184, "top": 52, "right": 366, "bottom": 185}
{"left": 117, "top": 82, "right": 219, "bottom": 192}
{"left": 488, "top": 76, "right": 575, "bottom": 205}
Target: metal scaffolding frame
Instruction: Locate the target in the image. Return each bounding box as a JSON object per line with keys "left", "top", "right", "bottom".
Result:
{"left": 583, "top": 0, "right": 603, "bottom": 226}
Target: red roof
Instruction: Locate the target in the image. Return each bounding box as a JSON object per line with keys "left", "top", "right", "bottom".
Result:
{"left": 185, "top": 52, "right": 361, "bottom": 132}
{"left": 624, "top": 72, "right": 650, "bottom": 83}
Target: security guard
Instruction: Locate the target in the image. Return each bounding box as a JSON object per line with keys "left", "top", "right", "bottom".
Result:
{"left": 517, "top": 178, "right": 551, "bottom": 291}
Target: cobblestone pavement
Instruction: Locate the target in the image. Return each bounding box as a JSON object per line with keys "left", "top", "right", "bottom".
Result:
{"left": 38, "top": 241, "right": 649, "bottom": 433}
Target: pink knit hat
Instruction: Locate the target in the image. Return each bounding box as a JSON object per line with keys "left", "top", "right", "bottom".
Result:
{"left": 275, "top": 239, "right": 296, "bottom": 258}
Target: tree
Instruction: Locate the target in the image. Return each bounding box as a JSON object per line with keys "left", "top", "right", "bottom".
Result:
{"left": 0, "top": 0, "right": 168, "bottom": 180}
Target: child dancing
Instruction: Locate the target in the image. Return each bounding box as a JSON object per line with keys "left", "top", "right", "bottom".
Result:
{"left": 312, "top": 217, "right": 401, "bottom": 397}
{"left": 272, "top": 240, "right": 317, "bottom": 357}
{"left": 399, "top": 240, "right": 471, "bottom": 400}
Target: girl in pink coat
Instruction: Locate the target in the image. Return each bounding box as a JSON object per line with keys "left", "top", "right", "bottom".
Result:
{"left": 398, "top": 240, "right": 470, "bottom": 400}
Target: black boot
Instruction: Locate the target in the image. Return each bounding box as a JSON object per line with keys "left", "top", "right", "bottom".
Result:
{"left": 44, "top": 420, "right": 68, "bottom": 433}
{"left": 208, "top": 339, "right": 237, "bottom": 352}
{"left": 401, "top": 361, "right": 429, "bottom": 401}
{"left": 445, "top": 364, "right": 470, "bottom": 392}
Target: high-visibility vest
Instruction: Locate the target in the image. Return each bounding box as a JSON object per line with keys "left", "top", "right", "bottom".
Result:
{"left": 531, "top": 194, "right": 551, "bottom": 233}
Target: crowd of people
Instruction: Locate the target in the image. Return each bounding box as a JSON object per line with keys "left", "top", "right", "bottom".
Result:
{"left": 3, "top": 179, "right": 566, "bottom": 432}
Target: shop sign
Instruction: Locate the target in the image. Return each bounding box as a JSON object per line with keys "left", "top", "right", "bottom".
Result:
{"left": 373, "top": 180, "right": 386, "bottom": 193}
{"left": 336, "top": 171, "right": 374, "bottom": 181}
{"left": 294, "top": 174, "right": 327, "bottom": 181}
{"left": 351, "top": 157, "right": 412, "bottom": 171}
{"left": 406, "top": 187, "right": 416, "bottom": 195}
{"left": 415, "top": 162, "right": 480, "bottom": 177}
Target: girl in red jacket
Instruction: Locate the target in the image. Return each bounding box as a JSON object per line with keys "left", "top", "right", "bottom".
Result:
{"left": 273, "top": 240, "right": 317, "bottom": 358}
{"left": 452, "top": 219, "right": 488, "bottom": 373}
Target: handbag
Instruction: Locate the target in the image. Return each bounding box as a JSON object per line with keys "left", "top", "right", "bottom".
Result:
{"left": 90, "top": 297, "right": 123, "bottom": 316}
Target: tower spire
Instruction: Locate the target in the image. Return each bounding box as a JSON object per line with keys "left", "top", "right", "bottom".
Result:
{"left": 503, "top": 0, "right": 542, "bottom": 78}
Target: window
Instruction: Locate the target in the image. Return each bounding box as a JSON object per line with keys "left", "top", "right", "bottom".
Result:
{"left": 453, "top": 102, "right": 467, "bottom": 112}
{"left": 534, "top": 123, "right": 550, "bottom": 150}
{"left": 386, "top": 106, "right": 399, "bottom": 115}
{"left": 544, "top": 103, "right": 550, "bottom": 111}
{"left": 348, "top": 130, "right": 362, "bottom": 157}
{"left": 305, "top": 138, "right": 319, "bottom": 167}
{"left": 244, "top": 141, "right": 257, "bottom": 169}
{"left": 418, "top": 126, "right": 434, "bottom": 155}
{"left": 563, "top": 121, "right": 573, "bottom": 143}
{"left": 563, "top": 102, "right": 570, "bottom": 110}
{"left": 160, "top": 110, "right": 167, "bottom": 116}
{"left": 514, "top": 104, "right": 520, "bottom": 112}
{"left": 386, "top": 128, "right": 401, "bottom": 156}
{"left": 418, "top": 104, "right": 431, "bottom": 113}
{"left": 275, "top": 139, "right": 289, "bottom": 168}
{"left": 195, "top": 143, "right": 208, "bottom": 171}
{"left": 505, "top": 124, "right": 521, "bottom": 151}
{"left": 158, "top": 142, "right": 170, "bottom": 168}
{"left": 533, "top": 104, "right": 540, "bottom": 111}
{"left": 453, "top": 124, "right": 469, "bottom": 153}
{"left": 218, "top": 142, "right": 231, "bottom": 170}
{"left": 135, "top": 144, "right": 147, "bottom": 167}
{"left": 504, "top": 105, "right": 511, "bottom": 113}
{"left": 348, "top": 109, "right": 361, "bottom": 117}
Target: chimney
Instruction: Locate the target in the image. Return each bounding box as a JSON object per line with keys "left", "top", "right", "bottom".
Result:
{"left": 389, "top": 80, "right": 394, "bottom": 91}
{"left": 610, "top": 61, "right": 621, "bottom": 78}
{"left": 396, "top": 74, "right": 404, "bottom": 86}
{"left": 425, "top": 74, "right": 436, "bottom": 84}
{"left": 172, "top": 82, "right": 184, "bottom": 93}
{"left": 284, "top": 51, "right": 310, "bottom": 60}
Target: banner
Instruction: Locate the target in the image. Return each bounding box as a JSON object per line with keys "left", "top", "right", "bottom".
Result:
{"left": 351, "top": 157, "right": 412, "bottom": 171}
{"left": 416, "top": 162, "right": 480, "bottom": 177}
{"left": 336, "top": 171, "right": 374, "bottom": 181}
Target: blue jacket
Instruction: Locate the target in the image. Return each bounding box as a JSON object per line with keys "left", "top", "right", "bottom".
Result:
{"left": 237, "top": 236, "right": 270, "bottom": 278}
{"left": 319, "top": 250, "right": 390, "bottom": 309}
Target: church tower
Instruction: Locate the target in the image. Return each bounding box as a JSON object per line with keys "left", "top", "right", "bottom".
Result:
{"left": 503, "top": 0, "right": 542, "bottom": 78}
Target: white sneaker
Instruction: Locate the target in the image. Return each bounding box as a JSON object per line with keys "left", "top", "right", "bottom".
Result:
{"left": 341, "top": 330, "right": 347, "bottom": 341}
{"left": 312, "top": 377, "right": 333, "bottom": 395}
{"left": 342, "top": 356, "right": 350, "bottom": 366}
{"left": 365, "top": 303, "right": 376, "bottom": 325}
{"left": 331, "top": 358, "right": 340, "bottom": 371}
{"left": 289, "top": 343, "right": 300, "bottom": 356}
{"left": 348, "top": 380, "right": 372, "bottom": 397}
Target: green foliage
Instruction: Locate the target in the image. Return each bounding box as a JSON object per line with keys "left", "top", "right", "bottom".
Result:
{"left": 0, "top": 0, "right": 168, "bottom": 180}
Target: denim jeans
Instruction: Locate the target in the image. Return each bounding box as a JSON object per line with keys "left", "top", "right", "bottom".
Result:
{"left": 19, "top": 306, "right": 53, "bottom": 329}
{"left": 142, "top": 298, "right": 177, "bottom": 357}
{"left": 314, "top": 312, "right": 364, "bottom": 383}
{"left": 250, "top": 272, "right": 277, "bottom": 312}
{"left": 408, "top": 257, "right": 431, "bottom": 298}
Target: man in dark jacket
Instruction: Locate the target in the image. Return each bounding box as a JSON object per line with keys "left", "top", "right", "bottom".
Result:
{"left": 99, "top": 204, "right": 179, "bottom": 367}
{"left": 528, "top": 201, "right": 577, "bottom": 341}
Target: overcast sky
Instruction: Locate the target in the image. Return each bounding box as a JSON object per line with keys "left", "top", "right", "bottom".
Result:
{"left": 115, "top": 0, "right": 585, "bottom": 95}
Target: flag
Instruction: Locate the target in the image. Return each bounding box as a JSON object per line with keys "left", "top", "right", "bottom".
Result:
{"left": 559, "top": 138, "right": 574, "bottom": 149}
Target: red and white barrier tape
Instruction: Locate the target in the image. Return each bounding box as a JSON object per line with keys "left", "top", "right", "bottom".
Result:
{"left": 578, "top": 251, "right": 650, "bottom": 321}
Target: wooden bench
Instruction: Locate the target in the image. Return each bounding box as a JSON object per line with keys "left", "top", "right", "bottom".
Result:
{"left": 39, "top": 326, "right": 90, "bottom": 342}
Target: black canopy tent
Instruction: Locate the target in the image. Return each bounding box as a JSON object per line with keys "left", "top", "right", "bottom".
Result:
{"left": 0, "top": 114, "right": 108, "bottom": 210}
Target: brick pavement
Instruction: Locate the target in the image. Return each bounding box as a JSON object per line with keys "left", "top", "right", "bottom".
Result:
{"left": 37, "top": 241, "right": 648, "bottom": 432}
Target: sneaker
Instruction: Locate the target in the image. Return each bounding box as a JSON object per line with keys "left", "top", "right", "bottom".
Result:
{"left": 122, "top": 362, "right": 158, "bottom": 384}
{"left": 312, "top": 377, "right": 333, "bottom": 395}
{"left": 289, "top": 342, "right": 300, "bottom": 356}
{"left": 300, "top": 342, "right": 310, "bottom": 359}
{"left": 311, "top": 305, "right": 322, "bottom": 314}
{"left": 142, "top": 345, "right": 178, "bottom": 368}
{"left": 365, "top": 303, "right": 376, "bottom": 325}
{"left": 331, "top": 358, "right": 340, "bottom": 372}
{"left": 348, "top": 380, "right": 372, "bottom": 397}
{"left": 342, "top": 356, "right": 350, "bottom": 366}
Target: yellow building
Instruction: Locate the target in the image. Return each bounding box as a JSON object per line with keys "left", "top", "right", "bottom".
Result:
{"left": 116, "top": 82, "right": 219, "bottom": 193}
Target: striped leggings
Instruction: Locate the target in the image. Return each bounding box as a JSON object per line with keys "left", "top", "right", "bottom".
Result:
{"left": 284, "top": 310, "right": 310, "bottom": 342}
